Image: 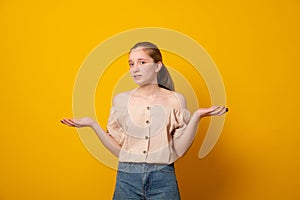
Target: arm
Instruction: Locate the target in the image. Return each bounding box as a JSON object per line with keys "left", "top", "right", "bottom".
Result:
{"left": 61, "top": 117, "right": 121, "bottom": 157}
{"left": 173, "top": 94, "right": 227, "bottom": 157}
{"left": 60, "top": 95, "right": 125, "bottom": 157}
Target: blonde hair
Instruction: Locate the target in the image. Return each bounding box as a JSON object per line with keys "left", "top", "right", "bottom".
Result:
{"left": 130, "top": 42, "right": 175, "bottom": 91}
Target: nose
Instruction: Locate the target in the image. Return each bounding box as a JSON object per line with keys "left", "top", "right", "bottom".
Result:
{"left": 131, "top": 64, "right": 140, "bottom": 73}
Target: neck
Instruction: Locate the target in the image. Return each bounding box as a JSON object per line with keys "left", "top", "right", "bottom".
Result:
{"left": 135, "top": 84, "right": 160, "bottom": 97}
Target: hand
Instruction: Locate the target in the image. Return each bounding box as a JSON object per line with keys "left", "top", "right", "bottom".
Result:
{"left": 60, "top": 117, "right": 97, "bottom": 128}
{"left": 196, "top": 106, "right": 228, "bottom": 118}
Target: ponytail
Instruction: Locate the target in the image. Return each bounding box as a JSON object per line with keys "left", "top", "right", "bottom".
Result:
{"left": 157, "top": 64, "right": 175, "bottom": 91}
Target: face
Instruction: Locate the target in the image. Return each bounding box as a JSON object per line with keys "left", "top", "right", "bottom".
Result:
{"left": 128, "top": 48, "right": 161, "bottom": 86}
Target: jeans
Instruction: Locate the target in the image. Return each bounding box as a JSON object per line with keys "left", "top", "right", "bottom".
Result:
{"left": 113, "top": 162, "right": 180, "bottom": 200}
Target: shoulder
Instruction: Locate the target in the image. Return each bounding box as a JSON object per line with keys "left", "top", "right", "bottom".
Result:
{"left": 171, "top": 91, "right": 187, "bottom": 109}
{"left": 112, "top": 90, "right": 132, "bottom": 107}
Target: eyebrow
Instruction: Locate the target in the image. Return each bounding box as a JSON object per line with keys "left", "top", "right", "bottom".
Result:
{"left": 128, "top": 58, "right": 148, "bottom": 62}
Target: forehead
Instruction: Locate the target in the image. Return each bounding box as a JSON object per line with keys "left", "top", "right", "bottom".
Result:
{"left": 129, "top": 48, "right": 152, "bottom": 60}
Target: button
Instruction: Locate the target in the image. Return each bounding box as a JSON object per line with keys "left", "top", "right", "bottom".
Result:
{"left": 145, "top": 136, "right": 149, "bottom": 139}
{"left": 143, "top": 150, "right": 147, "bottom": 154}
{"left": 147, "top": 106, "right": 150, "bottom": 110}
{"left": 146, "top": 120, "right": 149, "bottom": 124}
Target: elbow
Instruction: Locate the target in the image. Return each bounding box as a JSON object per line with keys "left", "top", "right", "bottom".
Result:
{"left": 113, "top": 150, "right": 120, "bottom": 158}
{"left": 177, "top": 152, "right": 185, "bottom": 158}
{"left": 175, "top": 149, "right": 187, "bottom": 158}
{"left": 173, "top": 140, "right": 194, "bottom": 158}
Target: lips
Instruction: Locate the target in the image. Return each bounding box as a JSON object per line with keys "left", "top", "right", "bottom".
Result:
{"left": 133, "top": 74, "right": 142, "bottom": 78}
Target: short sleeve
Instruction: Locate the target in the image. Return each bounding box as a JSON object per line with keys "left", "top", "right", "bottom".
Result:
{"left": 106, "top": 107, "right": 127, "bottom": 145}
{"left": 172, "top": 108, "right": 191, "bottom": 139}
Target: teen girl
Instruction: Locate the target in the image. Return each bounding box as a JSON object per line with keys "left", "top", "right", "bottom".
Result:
{"left": 61, "top": 42, "right": 227, "bottom": 199}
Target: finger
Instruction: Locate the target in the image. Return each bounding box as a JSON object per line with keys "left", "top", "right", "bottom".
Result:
{"left": 73, "top": 119, "right": 82, "bottom": 124}
{"left": 60, "top": 119, "right": 74, "bottom": 127}
{"left": 70, "top": 119, "right": 85, "bottom": 128}
{"left": 203, "top": 106, "right": 219, "bottom": 115}
{"left": 60, "top": 119, "right": 70, "bottom": 125}
{"left": 212, "top": 106, "right": 223, "bottom": 112}
{"left": 212, "top": 106, "right": 227, "bottom": 115}
{"left": 216, "top": 107, "right": 228, "bottom": 116}
{"left": 61, "top": 119, "right": 77, "bottom": 127}
{"left": 209, "top": 106, "right": 222, "bottom": 115}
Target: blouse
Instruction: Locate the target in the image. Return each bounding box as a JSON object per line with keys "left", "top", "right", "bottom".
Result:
{"left": 107, "top": 89, "right": 191, "bottom": 164}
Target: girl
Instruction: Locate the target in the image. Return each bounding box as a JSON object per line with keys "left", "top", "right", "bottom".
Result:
{"left": 61, "top": 42, "right": 227, "bottom": 199}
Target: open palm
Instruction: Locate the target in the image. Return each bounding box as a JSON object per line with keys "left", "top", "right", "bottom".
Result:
{"left": 197, "top": 106, "right": 228, "bottom": 118}
{"left": 60, "top": 117, "right": 96, "bottom": 128}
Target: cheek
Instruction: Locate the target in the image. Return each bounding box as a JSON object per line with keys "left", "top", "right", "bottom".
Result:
{"left": 129, "top": 68, "right": 135, "bottom": 74}
{"left": 142, "top": 66, "right": 151, "bottom": 72}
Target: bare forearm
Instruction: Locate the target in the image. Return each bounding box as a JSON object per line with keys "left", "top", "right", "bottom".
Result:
{"left": 173, "top": 112, "right": 201, "bottom": 157}
{"left": 173, "top": 106, "right": 227, "bottom": 157}
{"left": 91, "top": 123, "right": 121, "bottom": 157}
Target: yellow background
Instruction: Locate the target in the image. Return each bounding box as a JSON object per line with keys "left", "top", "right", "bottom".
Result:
{"left": 1, "top": 0, "right": 300, "bottom": 199}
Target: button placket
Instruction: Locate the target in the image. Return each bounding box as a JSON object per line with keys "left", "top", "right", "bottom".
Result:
{"left": 145, "top": 106, "right": 150, "bottom": 124}
{"left": 145, "top": 105, "right": 151, "bottom": 135}
{"left": 143, "top": 105, "right": 151, "bottom": 156}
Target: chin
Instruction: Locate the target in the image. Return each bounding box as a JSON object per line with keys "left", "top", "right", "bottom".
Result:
{"left": 133, "top": 80, "right": 143, "bottom": 86}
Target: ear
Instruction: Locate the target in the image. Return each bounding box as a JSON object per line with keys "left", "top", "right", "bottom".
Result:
{"left": 154, "top": 62, "right": 163, "bottom": 72}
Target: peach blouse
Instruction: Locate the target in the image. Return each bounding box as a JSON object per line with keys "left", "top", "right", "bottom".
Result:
{"left": 107, "top": 89, "right": 191, "bottom": 164}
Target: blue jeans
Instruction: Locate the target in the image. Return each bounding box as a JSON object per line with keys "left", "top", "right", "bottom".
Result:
{"left": 113, "top": 162, "right": 180, "bottom": 200}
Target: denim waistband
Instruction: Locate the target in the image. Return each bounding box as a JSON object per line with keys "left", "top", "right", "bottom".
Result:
{"left": 117, "top": 162, "right": 174, "bottom": 173}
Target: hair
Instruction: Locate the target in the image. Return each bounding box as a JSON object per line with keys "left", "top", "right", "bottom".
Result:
{"left": 130, "top": 42, "right": 175, "bottom": 91}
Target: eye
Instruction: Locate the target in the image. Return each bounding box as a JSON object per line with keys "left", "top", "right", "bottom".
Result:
{"left": 129, "top": 62, "right": 134, "bottom": 67}
{"left": 139, "top": 61, "right": 146, "bottom": 65}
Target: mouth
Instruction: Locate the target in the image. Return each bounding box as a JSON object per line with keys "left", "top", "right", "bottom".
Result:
{"left": 133, "top": 74, "right": 142, "bottom": 78}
